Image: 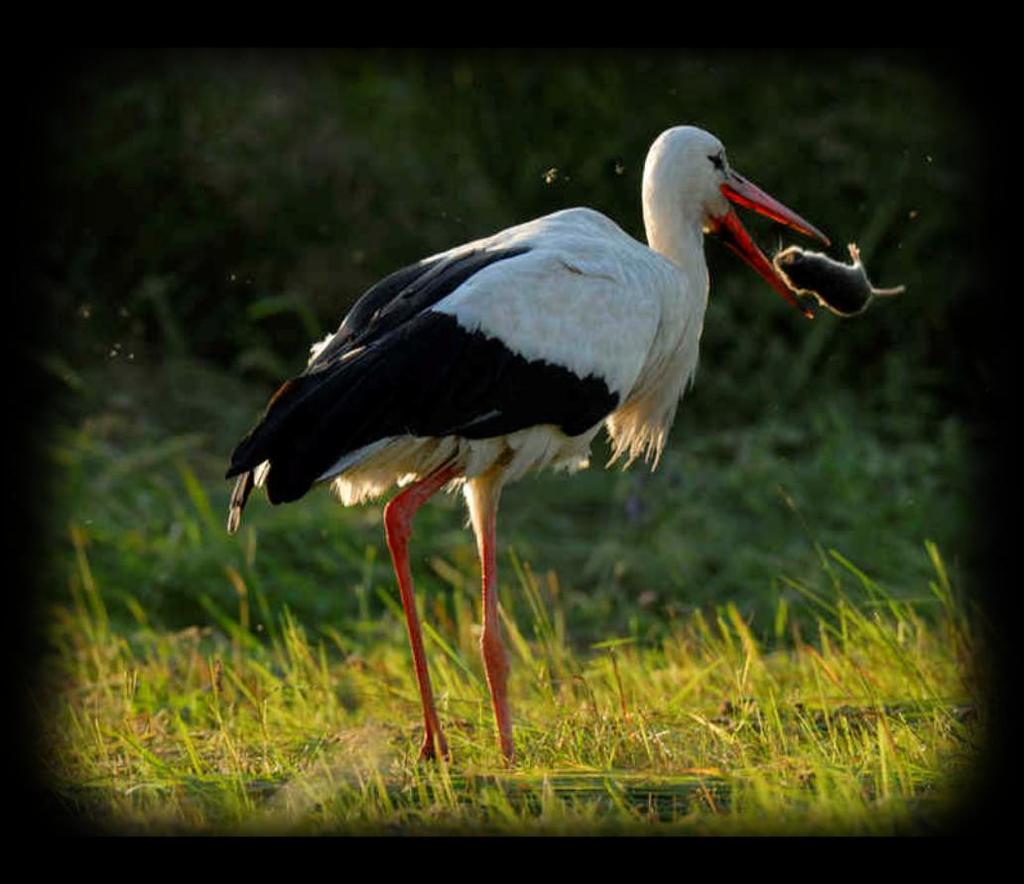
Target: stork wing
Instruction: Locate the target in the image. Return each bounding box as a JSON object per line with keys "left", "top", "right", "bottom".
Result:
{"left": 227, "top": 227, "right": 663, "bottom": 506}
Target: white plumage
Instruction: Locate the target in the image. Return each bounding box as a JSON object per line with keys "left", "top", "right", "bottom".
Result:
{"left": 309, "top": 204, "right": 700, "bottom": 505}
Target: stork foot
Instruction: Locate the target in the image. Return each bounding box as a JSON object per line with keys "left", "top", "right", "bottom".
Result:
{"left": 417, "top": 732, "right": 450, "bottom": 763}
{"left": 499, "top": 738, "right": 515, "bottom": 766}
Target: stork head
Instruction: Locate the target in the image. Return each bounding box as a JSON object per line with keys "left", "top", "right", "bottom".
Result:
{"left": 644, "top": 126, "right": 829, "bottom": 317}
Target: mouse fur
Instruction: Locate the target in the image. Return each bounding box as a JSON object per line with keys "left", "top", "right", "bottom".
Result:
{"left": 773, "top": 243, "right": 905, "bottom": 317}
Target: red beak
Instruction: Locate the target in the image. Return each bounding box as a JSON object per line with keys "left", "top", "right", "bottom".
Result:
{"left": 712, "top": 171, "right": 830, "bottom": 319}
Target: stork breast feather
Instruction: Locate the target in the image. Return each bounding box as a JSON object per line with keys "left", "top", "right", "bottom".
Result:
{"left": 430, "top": 251, "right": 661, "bottom": 397}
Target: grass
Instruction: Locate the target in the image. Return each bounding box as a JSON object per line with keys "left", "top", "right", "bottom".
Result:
{"left": 40, "top": 523, "right": 980, "bottom": 834}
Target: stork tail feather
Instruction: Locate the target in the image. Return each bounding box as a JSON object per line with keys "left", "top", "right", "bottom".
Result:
{"left": 227, "top": 470, "right": 256, "bottom": 534}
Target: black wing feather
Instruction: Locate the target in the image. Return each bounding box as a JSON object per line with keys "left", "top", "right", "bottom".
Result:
{"left": 226, "top": 246, "right": 618, "bottom": 513}
{"left": 227, "top": 247, "right": 530, "bottom": 476}
{"left": 307, "top": 246, "right": 531, "bottom": 371}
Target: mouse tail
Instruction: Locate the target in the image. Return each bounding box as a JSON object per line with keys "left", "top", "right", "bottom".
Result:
{"left": 871, "top": 285, "right": 906, "bottom": 297}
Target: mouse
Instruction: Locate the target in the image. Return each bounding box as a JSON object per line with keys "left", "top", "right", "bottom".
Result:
{"left": 772, "top": 243, "right": 905, "bottom": 317}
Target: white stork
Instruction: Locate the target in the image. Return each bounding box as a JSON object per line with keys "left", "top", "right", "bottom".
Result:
{"left": 225, "top": 125, "right": 828, "bottom": 763}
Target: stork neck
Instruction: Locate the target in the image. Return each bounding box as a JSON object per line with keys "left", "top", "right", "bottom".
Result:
{"left": 643, "top": 169, "right": 708, "bottom": 270}
{"left": 647, "top": 214, "right": 704, "bottom": 270}
{"left": 642, "top": 193, "right": 705, "bottom": 270}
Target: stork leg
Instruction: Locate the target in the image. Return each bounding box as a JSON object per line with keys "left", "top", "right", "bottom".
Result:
{"left": 465, "top": 471, "right": 514, "bottom": 762}
{"left": 383, "top": 464, "right": 460, "bottom": 761}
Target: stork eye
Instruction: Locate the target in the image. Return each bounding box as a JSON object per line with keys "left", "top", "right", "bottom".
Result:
{"left": 708, "top": 153, "right": 725, "bottom": 172}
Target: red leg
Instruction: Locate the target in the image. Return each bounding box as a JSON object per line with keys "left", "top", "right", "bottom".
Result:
{"left": 466, "top": 474, "right": 514, "bottom": 762}
{"left": 383, "top": 464, "right": 460, "bottom": 761}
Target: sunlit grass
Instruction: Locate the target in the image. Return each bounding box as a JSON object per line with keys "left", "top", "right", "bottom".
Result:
{"left": 39, "top": 520, "right": 980, "bottom": 834}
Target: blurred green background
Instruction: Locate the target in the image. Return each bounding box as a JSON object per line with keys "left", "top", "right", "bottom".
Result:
{"left": 31, "top": 49, "right": 991, "bottom": 647}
